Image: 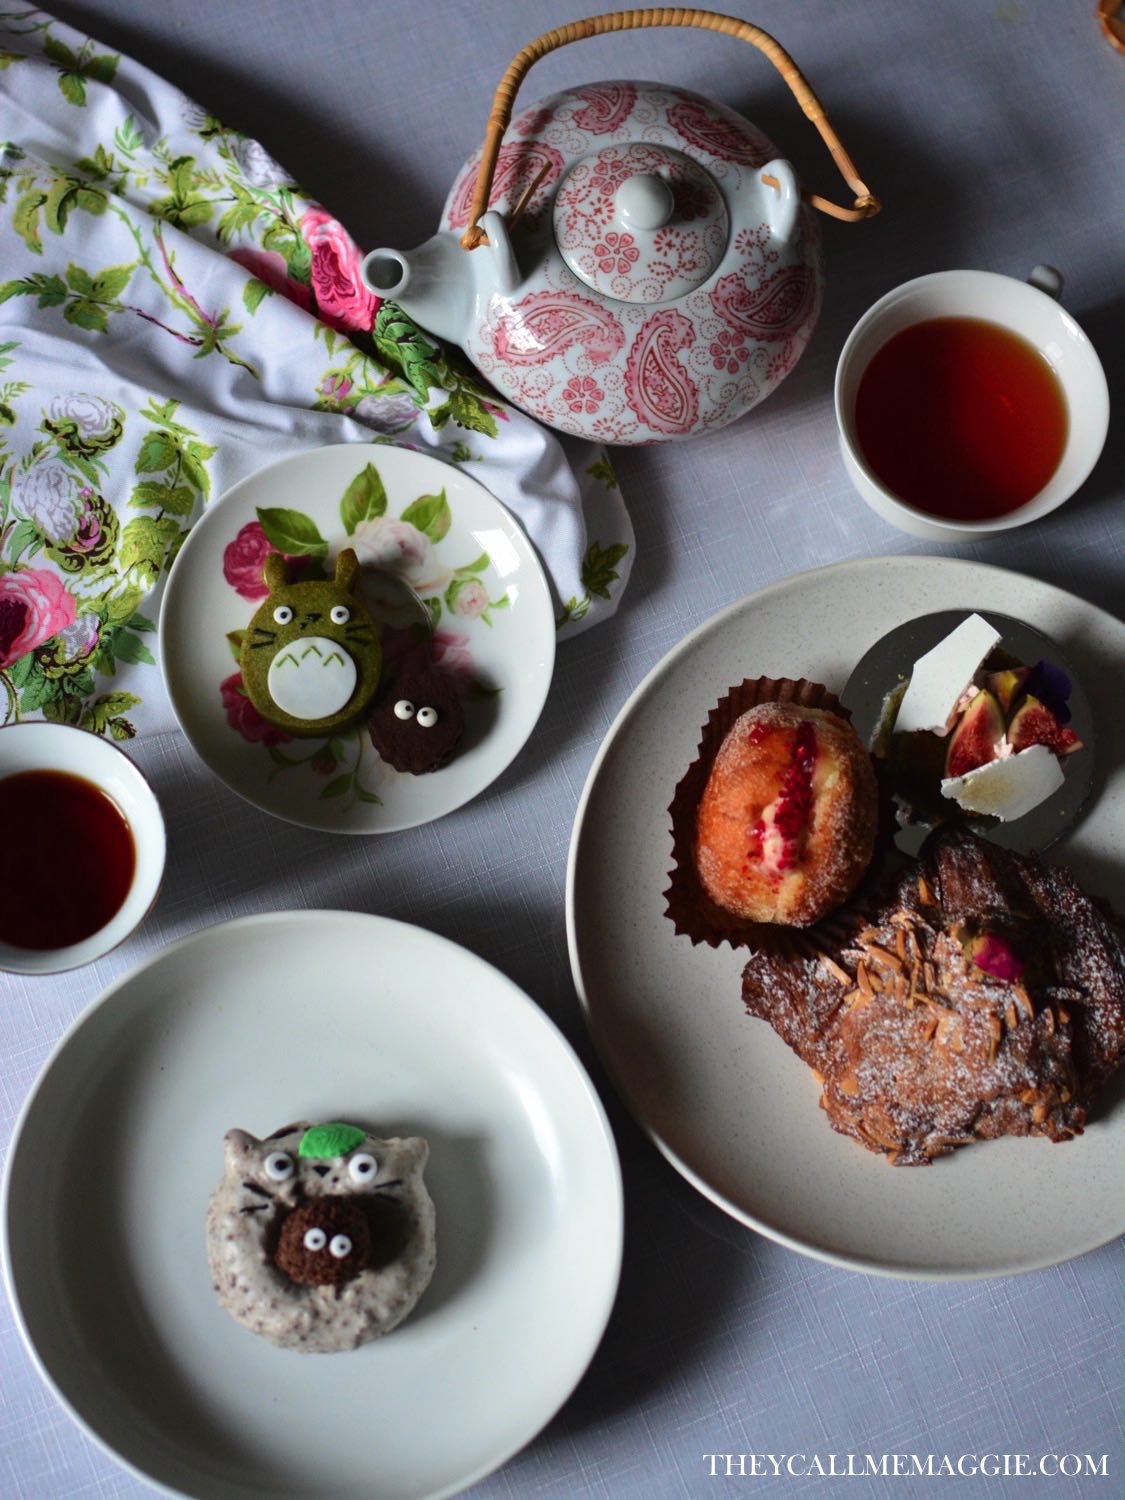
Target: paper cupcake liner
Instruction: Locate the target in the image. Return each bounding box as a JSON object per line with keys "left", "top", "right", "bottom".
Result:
{"left": 664, "top": 675, "right": 904, "bottom": 959}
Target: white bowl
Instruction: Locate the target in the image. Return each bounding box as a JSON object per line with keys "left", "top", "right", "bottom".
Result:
{"left": 835, "top": 269, "right": 1110, "bottom": 541}
{"left": 0, "top": 723, "right": 165, "bottom": 974}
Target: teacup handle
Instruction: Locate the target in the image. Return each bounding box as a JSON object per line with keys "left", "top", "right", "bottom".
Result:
{"left": 459, "top": 7, "right": 880, "bottom": 250}
{"left": 1028, "top": 264, "right": 1064, "bottom": 301}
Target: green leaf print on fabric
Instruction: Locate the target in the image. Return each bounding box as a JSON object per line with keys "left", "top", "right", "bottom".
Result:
{"left": 43, "top": 32, "right": 119, "bottom": 108}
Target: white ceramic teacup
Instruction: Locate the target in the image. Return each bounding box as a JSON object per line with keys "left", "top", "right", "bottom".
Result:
{"left": 835, "top": 268, "right": 1110, "bottom": 541}
{"left": 0, "top": 723, "right": 165, "bottom": 974}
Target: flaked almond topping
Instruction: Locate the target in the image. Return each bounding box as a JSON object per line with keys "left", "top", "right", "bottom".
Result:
{"left": 1060, "top": 1087, "right": 1071, "bottom": 1104}
{"left": 987, "top": 1014, "right": 1002, "bottom": 1062}
{"left": 1032, "top": 1102, "right": 1049, "bottom": 1124}
{"left": 1020, "top": 1087, "right": 1038, "bottom": 1105}
{"left": 1057, "top": 1005, "right": 1071, "bottom": 1025}
{"left": 1013, "top": 983, "right": 1035, "bottom": 1021}
{"left": 865, "top": 944, "right": 904, "bottom": 976}
{"left": 923, "top": 961, "right": 936, "bottom": 993}
{"left": 857, "top": 962, "right": 874, "bottom": 999}
{"left": 869, "top": 970, "right": 885, "bottom": 994}
{"left": 819, "top": 954, "right": 852, "bottom": 988}
{"left": 917, "top": 875, "right": 935, "bottom": 905}
{"left": 922, "top": 1015, "right": 939, "bottom": 1042}
{"left": 893, "top": 973, "right": 907, "bottom": 1005}
{"left": 843, "top": 988, "right": 865, "bottom": 1012}
{"left": 895, "top": 928, "right": 907, "bottom": 961}
{"left": 1005, "top": 1000, "right": 1019, "bottom": 1031}
{"left": 839, "top": 1073, "right": 860, "bottom": 1097}
{"left": 856, "top": 925, "right": 879, "bottom": 945}
{"left": 1043, "top": 1007, "right": 1056, "bottom": 1036}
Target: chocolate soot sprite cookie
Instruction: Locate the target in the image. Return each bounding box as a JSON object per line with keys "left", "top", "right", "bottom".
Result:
{"left": 369, "top": 664, "right": 465, "bottom": 774}
{"left": 239, "top": 549, "right": 382, "bottom": 736}
{"left": 206, "top": 1121, "right": 436, "bottom": 1353}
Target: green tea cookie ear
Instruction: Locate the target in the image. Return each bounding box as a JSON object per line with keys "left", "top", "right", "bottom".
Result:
{"left": 263, "top": 552, "right": 289, "bottom": 592}
{"left": 334, "top": 547, "right": 359, "bottom": 594}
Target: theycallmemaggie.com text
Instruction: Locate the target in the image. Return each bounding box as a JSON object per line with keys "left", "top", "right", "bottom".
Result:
{"left": 703, "top": 1453, "right": 1108, "bottom": 1479}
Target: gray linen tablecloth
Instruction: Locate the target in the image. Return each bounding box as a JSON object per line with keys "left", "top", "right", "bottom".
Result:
{"left": 2, "top": 1, "right": 1123, "bottom": 1497}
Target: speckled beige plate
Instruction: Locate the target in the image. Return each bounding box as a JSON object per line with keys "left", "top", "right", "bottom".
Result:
{"left": 567, "top": 557, "right": 1125, "bottom": 1279}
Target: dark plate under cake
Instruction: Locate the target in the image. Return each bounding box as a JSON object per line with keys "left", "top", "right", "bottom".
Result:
{"left": 741, "top": 826, "right": 1125, "bottom": 1164}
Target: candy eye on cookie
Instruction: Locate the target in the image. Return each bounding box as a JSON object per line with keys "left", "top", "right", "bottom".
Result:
{"left": 348, "top": 1151, "right": 378, "bottom": 1183}
{"left": 265, "top": 1151, "right": 295, "bottom": 1181}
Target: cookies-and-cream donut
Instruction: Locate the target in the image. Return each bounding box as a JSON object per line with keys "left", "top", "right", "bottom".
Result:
{"left": 206, "top": 1120, "right": 435, "bottom": 1353}
{"left": 694, "top": 703, "right": 877, "bottom": 926}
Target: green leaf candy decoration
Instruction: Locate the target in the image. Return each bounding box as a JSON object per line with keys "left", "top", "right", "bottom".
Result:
{"left": 298, "top": 1122, "right": 366, "bottom": 1159}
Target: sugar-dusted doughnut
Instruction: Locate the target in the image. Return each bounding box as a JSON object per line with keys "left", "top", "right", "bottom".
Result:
{"left": 695, "top": 702, "right": 877, "bottom": 926}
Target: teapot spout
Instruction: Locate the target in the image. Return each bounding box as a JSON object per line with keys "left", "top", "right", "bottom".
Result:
{"left": 362, "top": 232, "right": 475, "bottom": 349}
{"left": 362, "top": 214, "right": 519, "bottom": 351}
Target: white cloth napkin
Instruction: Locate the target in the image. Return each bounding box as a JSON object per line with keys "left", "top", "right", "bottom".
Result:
{"left": 0, "top": 8, "right": 633, "bottom": 739}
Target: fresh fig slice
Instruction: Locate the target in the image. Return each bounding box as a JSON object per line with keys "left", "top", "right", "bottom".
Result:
{"left": 985, "top": 667, "right": 1031, "bottom": 715}
{"left": 1007, "top": 693, "right": 1083, "bottom": 756}
{"left": 944, "top": 689, "right": 1004, "bottom": 778}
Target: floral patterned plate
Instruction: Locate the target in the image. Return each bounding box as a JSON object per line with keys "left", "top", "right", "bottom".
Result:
{"left": 159, "top": 444, "right": 555, "bottom": 831}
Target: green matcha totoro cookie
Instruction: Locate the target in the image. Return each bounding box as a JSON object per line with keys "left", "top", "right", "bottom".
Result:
{"left": 240, "top": 548, "right": 382, "bottom": 736}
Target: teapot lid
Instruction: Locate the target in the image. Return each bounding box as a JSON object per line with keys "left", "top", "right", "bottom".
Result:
{"left": 552, "top": 143, "right": 728, "bottom": 305}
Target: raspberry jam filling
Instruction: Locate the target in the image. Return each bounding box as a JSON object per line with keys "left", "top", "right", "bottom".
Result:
{"left": 743, "top": 720, "right": 819, "bottom": 876}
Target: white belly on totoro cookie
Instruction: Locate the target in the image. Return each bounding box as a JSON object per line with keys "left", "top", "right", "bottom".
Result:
{"left": 267, "top": 636, "right": 357, "bottom": 721}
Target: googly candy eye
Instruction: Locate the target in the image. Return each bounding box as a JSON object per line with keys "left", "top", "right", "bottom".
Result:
{"left": 273, "top": 605, "right": 294, "bottom": 625}
{"left": 330, "top": 604, "right": 351, "bottom": 624}
{"left": 416, "top": 706, "right": 439, "bottom": 728}
{"left": 303, "top": 1227, "right": 327, "bottom": 1251}
{"left": 329, "top": 1234, "right": 353, "bottom": 1259}
{"left": 348, "top": 1152, "right": 377, "bottom": 1183}
{"left": 393, "top": 699, "right": 415, "bottom": 721}
{"left": 265, "top": 1151, "right": 295, "bottom": 1181}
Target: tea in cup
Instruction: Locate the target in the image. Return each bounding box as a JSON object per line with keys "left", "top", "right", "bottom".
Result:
{"left": 834, "top": 268, "right": 1109, "bottom": 541}
{"left": 0, "top": 723, "right": 165, "bottom": 974}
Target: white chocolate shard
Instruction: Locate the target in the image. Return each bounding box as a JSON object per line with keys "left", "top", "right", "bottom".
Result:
{"left": 893, "top": 614, "right": 1002, "bottom": 736}
{"left": 940, "top": 744, "right": 1064, "bottom": 821}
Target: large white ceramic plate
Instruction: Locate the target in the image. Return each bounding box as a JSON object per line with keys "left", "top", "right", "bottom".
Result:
{"left": 2, "top": 912, "right": 622, "bottom": 1499}
{"left": 160, "top": 445, "right": 555, "bottom": 832}
{"left": 567, "top": 557, "right": 1125, "bottom": 1279}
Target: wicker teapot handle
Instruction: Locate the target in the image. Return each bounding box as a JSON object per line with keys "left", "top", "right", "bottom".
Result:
{"left": 459, "top": 8, "right": 880, "bottom": 250}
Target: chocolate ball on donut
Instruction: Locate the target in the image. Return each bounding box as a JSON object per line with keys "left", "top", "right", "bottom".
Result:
{"left": 274, "top": 1196, "right": 371, "bottom": 1287}
{"left": 694, "top": 703, "right": 877, "bottom": 926}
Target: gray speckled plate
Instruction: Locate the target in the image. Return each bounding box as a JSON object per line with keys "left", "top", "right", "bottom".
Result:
{"left": 567, "top": 557, "right": 1125, "bottom": 1279}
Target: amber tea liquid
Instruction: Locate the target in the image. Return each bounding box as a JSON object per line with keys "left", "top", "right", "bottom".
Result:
{"left": 854, "top": 317, "right": 1068, "bottom": 522}
{"left": 0, "top": 769, "right": 134, "bottom": 949}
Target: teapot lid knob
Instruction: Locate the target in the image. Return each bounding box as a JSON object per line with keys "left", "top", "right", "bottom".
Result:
{"left": 615, "top": 172, "right": 675, "bottom": 231}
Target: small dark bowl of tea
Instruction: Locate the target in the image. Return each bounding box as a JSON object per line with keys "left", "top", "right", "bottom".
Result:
{"left": 0, "top": 770, "right": 135, "bottom": 950}
{"left": 854, "top": 317, "right": 1068, "bottom": 523}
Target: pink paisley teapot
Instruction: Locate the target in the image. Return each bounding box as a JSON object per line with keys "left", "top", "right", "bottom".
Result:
{"left": 362, "top": 9, "right": 879, "bottom": 445}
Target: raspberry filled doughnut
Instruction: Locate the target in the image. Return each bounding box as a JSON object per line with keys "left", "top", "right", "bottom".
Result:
{"left": 694, "top": 702, "right": 877, "bottom": 926}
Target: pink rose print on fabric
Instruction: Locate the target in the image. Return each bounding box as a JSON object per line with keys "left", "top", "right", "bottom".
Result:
{"left": 0, "top": 568, "right": 77, "bottom": 669}
{"left": 562, "top": 375, "right": 603, "bottom": 415}
{"left": 299, "top": 208, "right": 380, "bottom": 335}
{"left": 220, "top": 672, "right": 293, "bottom": 745}
{"left": 222, "top": 521, "right": 308, "bottom": 601}
{"left": 228, "top": 247, "right": 311, "bottom": 312}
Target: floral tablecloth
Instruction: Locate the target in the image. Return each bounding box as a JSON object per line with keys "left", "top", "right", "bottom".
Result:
{"left": 0, "top": 6, "right": 633, "bottom": 739}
